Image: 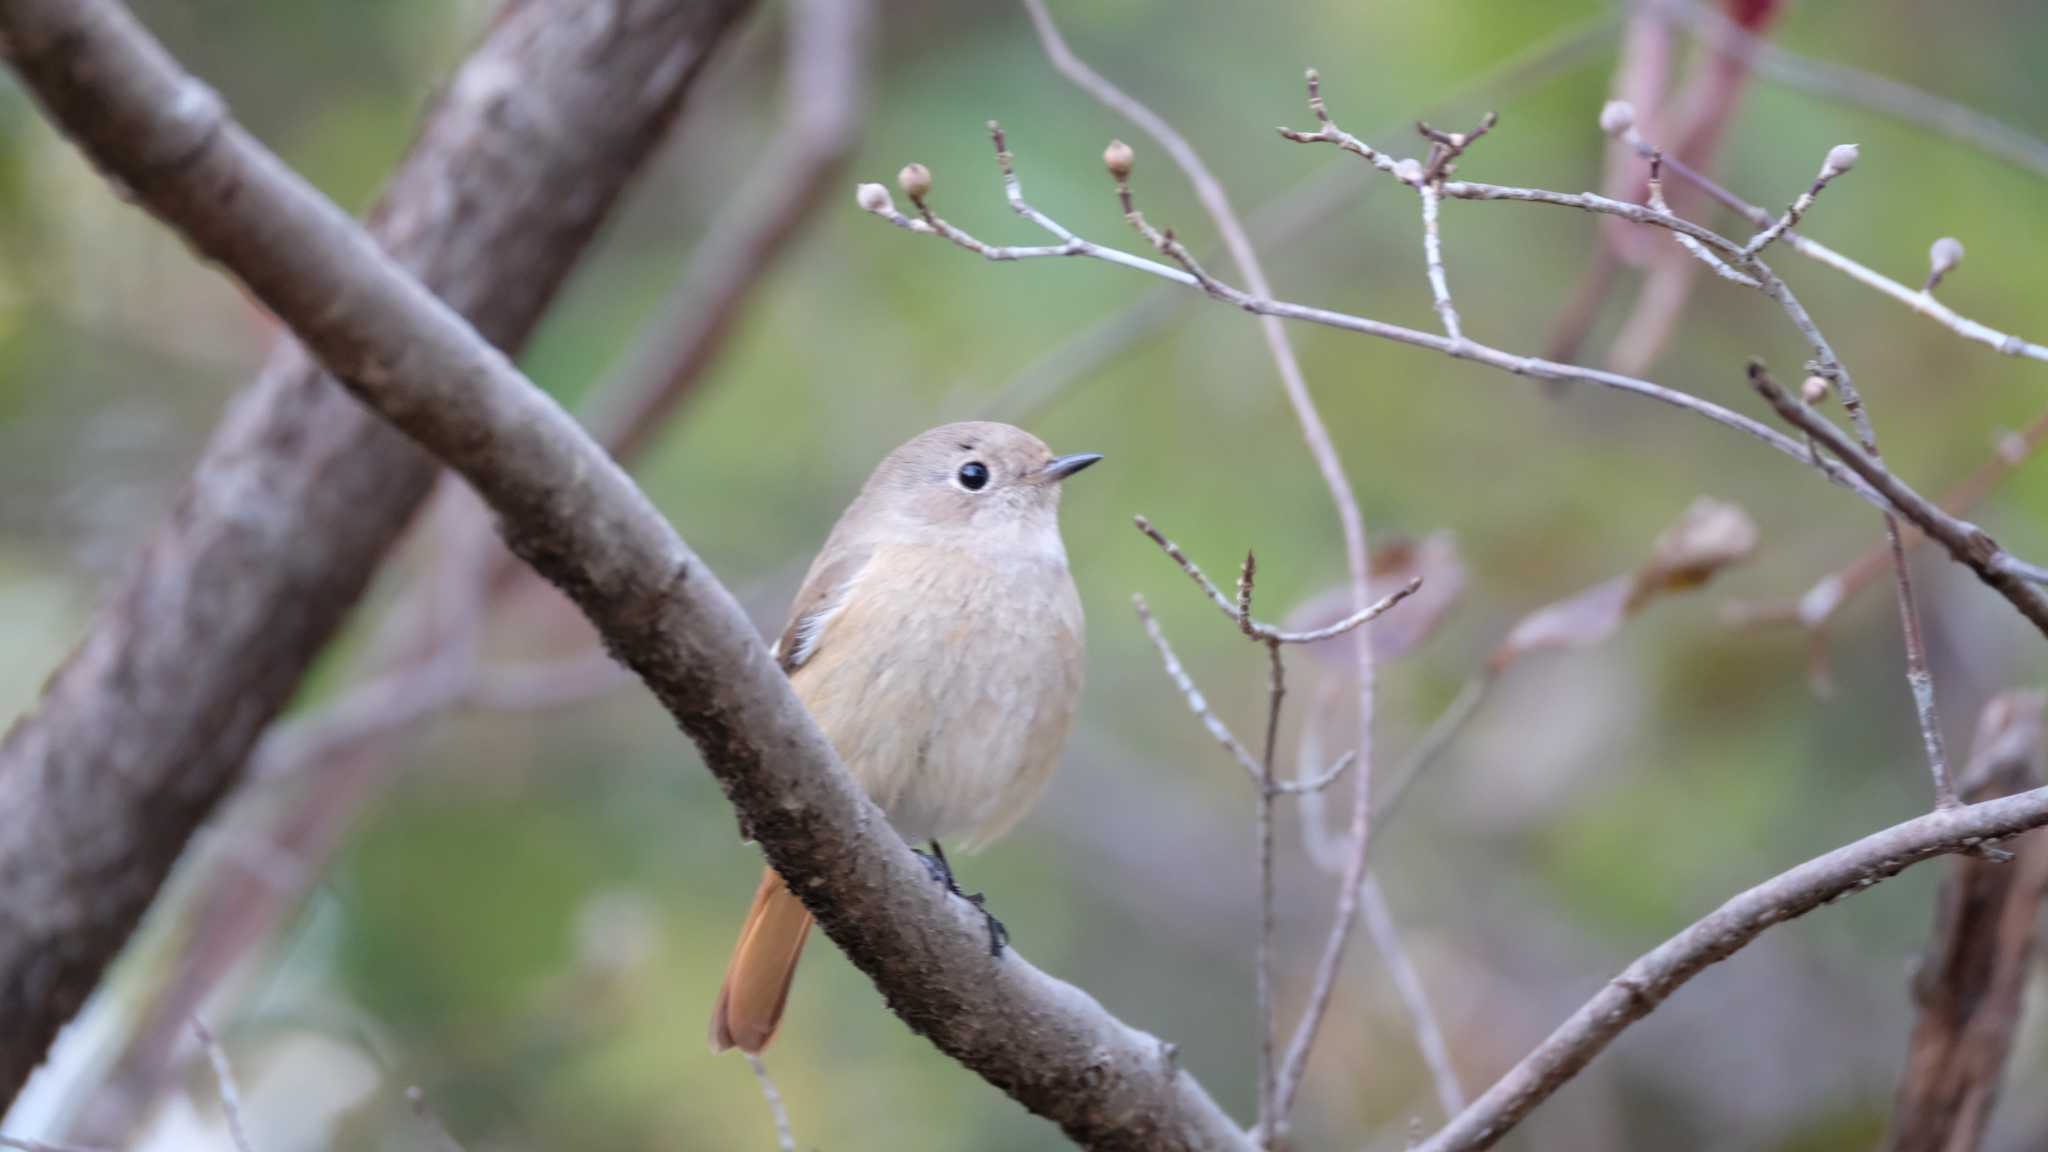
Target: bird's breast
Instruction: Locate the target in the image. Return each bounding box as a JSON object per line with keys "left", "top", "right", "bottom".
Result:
{"left": 789, "top": 541, "right": 1084, "bottom": 849}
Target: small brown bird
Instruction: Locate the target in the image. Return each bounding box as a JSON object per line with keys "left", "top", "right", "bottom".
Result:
{"left": 709, "top": 421, "right": 1100, "bottom": 1055}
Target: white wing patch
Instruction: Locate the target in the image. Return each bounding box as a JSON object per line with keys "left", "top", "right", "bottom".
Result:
{"left": 786, "top": 568, "right": 863, "bottom": 670}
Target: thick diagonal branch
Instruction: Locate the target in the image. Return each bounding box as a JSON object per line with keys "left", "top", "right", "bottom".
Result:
{"left": 0, "top": 3, "right": 1250, "bottom": 1147}
{"left": 1418, "top": 785, "right": 2048, "bottom": 1152}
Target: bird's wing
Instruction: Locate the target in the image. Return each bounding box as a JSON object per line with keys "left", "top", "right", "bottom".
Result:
{"left": 771, "top": 542, "right": 873, "bottom": 674}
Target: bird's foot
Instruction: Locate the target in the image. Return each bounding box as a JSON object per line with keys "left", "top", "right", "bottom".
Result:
{"left": 915, "top": 842, "right": 1007, "bottom": 957}
{"left": 913, "top": 841, "right": 962, "bottom": 895}
{"left": 964, "top": 891, "right": 1009, "bottom": 958}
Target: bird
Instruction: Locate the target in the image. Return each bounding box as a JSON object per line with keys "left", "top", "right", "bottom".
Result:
{"left": 709, "top": 421, "right": 1100, "bottom": 1055}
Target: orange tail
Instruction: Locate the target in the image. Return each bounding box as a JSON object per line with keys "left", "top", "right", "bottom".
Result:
{"left": 709, "top": 867, "right": 814, "bottom": 1054}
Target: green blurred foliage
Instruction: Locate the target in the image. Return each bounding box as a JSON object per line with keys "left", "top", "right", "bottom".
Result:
{"left": 5, "top": 1, "right": 2048, "bottom": 1149}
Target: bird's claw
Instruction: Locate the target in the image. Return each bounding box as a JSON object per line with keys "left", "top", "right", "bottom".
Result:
{"left": 916, "top": 843, "right": 1007, "bottom": 957}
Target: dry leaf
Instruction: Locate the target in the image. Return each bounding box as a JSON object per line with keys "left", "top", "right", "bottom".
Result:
{"left": 1492, "top": 498, "right": 1758, "bottom": 669}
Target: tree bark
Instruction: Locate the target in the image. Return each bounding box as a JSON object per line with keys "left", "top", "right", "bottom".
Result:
{"left": 1888, "top": 693, "right": 2048, "bottom": 1152}
{"left": 0, "top": 0, "right": 753, "bottom": 1105}
{"left": 0, "top": 2, "right": 1255, "bottom": 1146}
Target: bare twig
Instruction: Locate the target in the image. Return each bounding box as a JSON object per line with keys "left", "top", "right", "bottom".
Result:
{"left": 870, "top": 124, "right": 1911, "bottom": 521}
{"left": 1419, "top": 181, "right": 1462, "bottom": 341}
{"left": 1645, "top": 154, "right": 1757, "bottom": 285}
{"left": 1749, "top": 364, "right": 2048, "bottom": 639}
{"left": 1015, "top": 12, "right": 1386, "bottom": 1133}
{"left": 1739, "top": 254, "right": 1955, "bottom": 810}
{"left": 1019, "top": 69, "right": 1968, "bottom": 815}
{"left": 1743, "top": 143, "right": 1858, "bottom": 256}
{"left": 193, "top": 1020, "right": 253, "bottom": 1152}
{"left": 1132, "top": 516, "right": 1417, "bottom": 644}
{"left": 744, "top": 1055, "right": 797, "bottom": 1152}
{"left": 1283, "top": 750, "right": 1357, "bottom": 797}
{"left": 1612, "top": 125, "right": 2048, "bottom": 362}
{"left": 1255, "top": 630, "right": 1283, "bottom": 1137}
{"left": 1418, "top": 785, "right": 2048, "bottom": 1152}
{"left": 1735, "top": 401, "right": 2048, "bottom": 639}
{"left": 1137, "top": 519, "right": 1416, "bottom": 1141}
{"left": 978, "top": 12, "right": 1621, "bottom": 424}
{"left": 1134, "top": 593, "right": 1262, "bottom": 785}
{"left": 1411, "top": 108, "right": 1500, "bottom": 344}
{"left": 1362, "top": 876, "right": 1465, "bottom": 1120}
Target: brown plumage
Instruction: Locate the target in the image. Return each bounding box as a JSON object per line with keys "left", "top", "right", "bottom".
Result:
{"left": 709, "top": 421, "right": 1098, "bottom": 1054}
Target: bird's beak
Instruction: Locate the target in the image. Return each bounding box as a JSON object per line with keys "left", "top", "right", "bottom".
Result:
{"left": 1038, "top": 452, "right": 1103, "bottom": 483}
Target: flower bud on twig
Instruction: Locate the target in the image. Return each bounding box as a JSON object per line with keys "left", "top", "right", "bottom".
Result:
{"left": 897, "top": 163, "right": 933, "bottom": 202}
{"left": 855, "top": 183, "right": 893, "bottom": 214}
{"left": 1598, "top": 100, "right": 1636, "bottom": 138}
{"left": 1103, "top": 138, "right": 1134, "bottom": 182}
{"left": 1925, "top": 236, "right": 1965, "bottom": 292}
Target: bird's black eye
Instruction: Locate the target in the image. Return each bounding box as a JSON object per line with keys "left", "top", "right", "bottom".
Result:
{"left": 956, "top": 460, "right": 990, "bottom": 491}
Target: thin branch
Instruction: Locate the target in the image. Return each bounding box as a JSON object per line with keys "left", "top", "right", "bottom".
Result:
{"left": 1016, "top": 13, "right": 1386, "bottom": 1135}
{"left": 915, "top": 81, "right": 2011, "bottom": 810}
{"left": 1612, "top": 125, "right": 2048, "bottom": 362}
{"left": 1408, "top": 110, "right": 1494, "bottom": 346}
{"left": 1255, "top": 631, "right": 1283, "bottom": 1139}
{"left": 975, "top": 12, "right": 1622, "bottom": 424}
{"left": 1362, "top": 876, "right": 1465, "bottom": 1120}
{"left": 744, "top": 1055, "right": 797, "bottom": 1152}
{"left": 1737, "top": 402, "right": 2048, "bottom": 635}
{"left": 1417, "top": 784, "right": 2048, "bottom": 1152}
{"left": 1419, "top": 181, "right": 1463, "bottom": 341}
{"left": 868, "top": 130, "right": 1905, "bottom": 520}
{"left": 1280, "top": 750, "right": 1357, "bottom": 796}
{"left": 1742, "top": 143, "right": 1857, "bottom": 256}
{"left": 1134, "top": 593, "right": 1263, "bottom": 785}
{"left": 1750, "top": 364, "right": 2048, "bottom": 638}
{"left": 1138, "top": 521, "right": 1412, "bottom": 1141}
{"left": 193, "top": 1020, "right": 253, "bottom": 1152}
{"left": 1131, "top": 516, "right": 1418, "bottom": 644}
{"left": 1646, "top": 153, "right": 1758, "bottom": 286}
{"left": 0, "top": 3, "right": 1252, "bottom": 1144}
{"left": 1647, "top": 133, "right": 1957, "bottom": 814}
{"left": 1276, "top": 68, "right": 1405, "bottom": 177}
